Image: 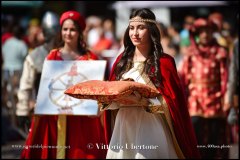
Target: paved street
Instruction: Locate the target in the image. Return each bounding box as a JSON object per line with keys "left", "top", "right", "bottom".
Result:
{"left": 1, "top": 107, "right": 27, "bottom": 159}
{"left": 1, "top": 106, "right": 238, "bottom": 159}
{"left": 1, "top": 140, "right": 25, "bottom": 159}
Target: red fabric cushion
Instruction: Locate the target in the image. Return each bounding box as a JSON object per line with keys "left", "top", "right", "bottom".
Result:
{"left": 64, "top": 80, "right": 159, "bottom": 104}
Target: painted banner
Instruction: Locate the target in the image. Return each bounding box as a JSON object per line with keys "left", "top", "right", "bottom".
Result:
{"left": 34, "top": 60, "right": 107, "bottom": 115}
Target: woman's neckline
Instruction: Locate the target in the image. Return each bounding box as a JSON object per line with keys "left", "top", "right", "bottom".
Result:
{"left": 59, "top": 49, "right": 80, "bottom": 60}
{"left": 133, "top": 61, "right": 145, "bottom": 63}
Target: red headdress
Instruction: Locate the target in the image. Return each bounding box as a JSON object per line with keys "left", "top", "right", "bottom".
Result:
{"left": 208, "top": 12, "right": 223, "bottom": 31}
{"left": 60, "top": 10, "right": 86, "bottom": 31}
{"left": 190, "top": 18, "right": 217, "bottom": 34}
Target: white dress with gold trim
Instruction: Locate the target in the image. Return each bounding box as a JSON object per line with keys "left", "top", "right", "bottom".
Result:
{"left": 106, "top": 62, "right": 178, "bottom": 159}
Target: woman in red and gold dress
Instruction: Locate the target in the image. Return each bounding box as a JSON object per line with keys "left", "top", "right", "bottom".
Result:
{"left": 103, "top": 8, "right": 201, "bottom": 159}
{"left": 21, "top": 11, "right": 107, "bottom": 159}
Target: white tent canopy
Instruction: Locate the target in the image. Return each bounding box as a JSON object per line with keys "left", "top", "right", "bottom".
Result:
{"left": 111, "top": 1, "right": 228, "bottom": 39}
{"left": 2, "top": 1, "right": 43, "bottom": 7}
{"left": 111, "top": 1, "right": 227, "bottom": 9}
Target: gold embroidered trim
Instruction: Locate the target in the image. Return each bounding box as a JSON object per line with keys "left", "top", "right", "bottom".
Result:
{"left": 140, "top": 70, "right": 185, "bottom": 158}
{"left": 144, "top": 104, "right": 164, "bottom": 114}
{"left": 110, "top": 63, "right": 185, "bottom": 158}
{"left": 159, "top": 96, "right": 185, "bottom": 159}
{"left": 98, "top": 102, "right": 111, "bottom": 111}
{"left": 56, "top": 115, "right": 67, "bottom": 159}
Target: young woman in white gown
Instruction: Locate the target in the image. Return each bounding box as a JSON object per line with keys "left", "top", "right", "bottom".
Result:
{"left": 103, "top": 8, "right": 201, "bottom": 159}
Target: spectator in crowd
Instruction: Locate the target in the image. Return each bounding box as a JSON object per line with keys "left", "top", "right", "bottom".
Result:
{"left": 85, "top": 15, "right": 102, "bottom": 48}
{"left": 16, "top": 11, "right": 60, "bottom": 134}
{"left": 23, "top": 18, "right": 45, "bottom": 53}
{"left": 1, "top": 15, "right": 14, "bottom": 45}
{"left": 2, "top": 24, "right": 28, "bottom": 125}
{"left": 225, "top": 14, "right": 239, "bottom": 147}
{"left": 157, "top": 22, "right": 181, "bottom": 69}
{"left": 179, "top": 15, "right": 195, "bottom": 48}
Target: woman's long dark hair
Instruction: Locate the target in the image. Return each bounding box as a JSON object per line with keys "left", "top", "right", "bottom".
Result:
{"left": 55, "top": 20, "right": 89, "bottom": 55}
{"left": 114, "top": 8, "right": 164, "bottom": 88}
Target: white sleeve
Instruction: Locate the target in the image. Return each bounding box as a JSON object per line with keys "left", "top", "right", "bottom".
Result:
{"left": 16, "top": 56, "right": 36, "bottom": 116}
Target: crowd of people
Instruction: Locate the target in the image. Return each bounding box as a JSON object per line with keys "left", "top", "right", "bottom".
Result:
{"left": 1, "top": 7, "right": 238, "bottom": 159}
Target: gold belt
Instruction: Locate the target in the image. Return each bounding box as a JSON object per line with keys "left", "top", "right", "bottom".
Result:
{"left": 191, "top": 79, "right": 220, "bottom": 86}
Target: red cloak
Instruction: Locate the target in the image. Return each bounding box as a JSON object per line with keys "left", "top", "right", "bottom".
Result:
{"left": 104, "top": 53, "right": 201, "bottom": 159}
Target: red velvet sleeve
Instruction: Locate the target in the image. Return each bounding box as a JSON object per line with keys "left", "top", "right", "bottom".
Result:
{"left": 88, "top": 51, "right": 99, "bottom": 60}
{"left": 46, "top": 49, "right": 62, "bottom": 60}
{"left": 109, "top": 53, "right": 123, "bottom": 80}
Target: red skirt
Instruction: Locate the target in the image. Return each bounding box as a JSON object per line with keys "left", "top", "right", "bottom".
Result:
{"left": 21, "top": 115, "right": 107, "bottom": 159}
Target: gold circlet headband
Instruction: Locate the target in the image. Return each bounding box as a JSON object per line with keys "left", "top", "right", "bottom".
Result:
{"left": 129, "top": 18, "right": 157, "bottom": 24}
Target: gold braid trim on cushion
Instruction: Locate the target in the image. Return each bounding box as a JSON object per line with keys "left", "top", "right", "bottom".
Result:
{"left": 65, "top": 80, "right": 159, "bottom": 104}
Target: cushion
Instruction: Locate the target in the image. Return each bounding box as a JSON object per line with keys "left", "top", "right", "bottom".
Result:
{"left": 64, "top": 80, "right": 160, "bottom": 104}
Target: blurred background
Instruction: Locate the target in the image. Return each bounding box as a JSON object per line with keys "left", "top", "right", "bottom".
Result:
{"left": 1, "top": 1, "right": 239, "bottom": 159}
